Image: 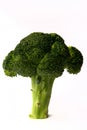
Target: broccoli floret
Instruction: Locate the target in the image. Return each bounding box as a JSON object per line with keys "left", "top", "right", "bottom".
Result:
{"left": 66, "top": 46, "right": 83, "bottom": 74}
{"left": 3, "top": 51, "right": 17, "bottom": 77}
{"left": 2, "top": 32, "right": 83, "bottom": 119}
{"left": 37, "top": 52, "right": 64, "bottom": 77}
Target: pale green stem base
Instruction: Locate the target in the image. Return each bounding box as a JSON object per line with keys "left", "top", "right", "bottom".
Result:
{"left": 29, "top": 75, "right": 55, "bottom": 119}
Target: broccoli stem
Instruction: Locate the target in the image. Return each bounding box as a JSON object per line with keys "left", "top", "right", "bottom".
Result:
{"left": 29, "top": 75, "right": 55, "bottom": 119}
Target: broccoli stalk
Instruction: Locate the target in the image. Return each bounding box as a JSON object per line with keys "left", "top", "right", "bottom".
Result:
{"left": 30, "top": 75, "right": 55, "bottom": 118}
{"left": 2, "top": 32, "right": 83, "bottom": 119}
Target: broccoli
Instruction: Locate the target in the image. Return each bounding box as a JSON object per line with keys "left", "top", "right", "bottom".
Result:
{"left": 3, "top": 32, "right": 83, "bottom": 119}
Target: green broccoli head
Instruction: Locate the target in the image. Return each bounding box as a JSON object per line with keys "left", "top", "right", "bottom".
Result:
{"left": 3, "top": 32, "right": 83, "bottom": 119}
{"left": 3, "top": 32, "right": 83, "bottom": 78}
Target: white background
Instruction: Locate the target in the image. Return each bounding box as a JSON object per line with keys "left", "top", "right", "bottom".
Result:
{"left": 0, "top": 0, "right": 87, "bottom": 129}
